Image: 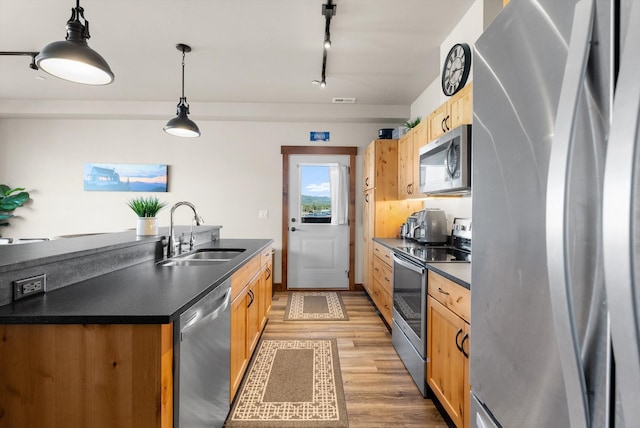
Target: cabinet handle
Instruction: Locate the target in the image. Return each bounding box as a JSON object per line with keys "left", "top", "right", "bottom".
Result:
{"left": 266, "top": 267, "right": 272, "bottom": 280}
{"left": 445, "top": 115, "right": 451, "bottom": 131}
{"left": 407, "top": 184, "right": 412, "bottom": 194}
{"left": 365, "top": 177, "right": 370, "bottom": 187}
{"left": 247, "top": 289, "right": 255, "bottom": 308}
{"left": 455, "top": 328, "right": 464, "bottom": 353}
{"left": 365, "top": 193, "right": 370, "bottom": 203}
{"left": 437, "top": 287, "right": 450, "bottom": 295}
{"left": 461, "top": 333, "right": 469, "bottom": 358}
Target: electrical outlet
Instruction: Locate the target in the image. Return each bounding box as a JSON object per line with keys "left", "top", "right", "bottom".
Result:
{"left": 13, "top": 274, "right": 46, "bottom": 301}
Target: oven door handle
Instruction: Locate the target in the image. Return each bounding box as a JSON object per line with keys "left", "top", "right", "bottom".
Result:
{"left": 392, "top": 253, "right": 425, "bottom": 274}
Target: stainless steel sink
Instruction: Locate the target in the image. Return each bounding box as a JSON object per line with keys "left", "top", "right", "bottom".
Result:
{"left": 181, "top": 249, "right": 245, "bottom": 261}
{"left": 158, "top": 248, "right": 246, "bottom": 267}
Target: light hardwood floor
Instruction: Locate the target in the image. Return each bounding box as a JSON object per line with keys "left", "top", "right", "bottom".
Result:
{"left": 262, "top": 291, "right": 449, "bottom": 428}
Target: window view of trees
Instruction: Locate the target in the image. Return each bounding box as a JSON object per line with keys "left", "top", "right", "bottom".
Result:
{"left": 300, "top": 165, "right": 332, "bottom": 224}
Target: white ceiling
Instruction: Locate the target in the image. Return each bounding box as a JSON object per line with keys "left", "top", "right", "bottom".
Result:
{"left": 0, "top": 0, "right": 475, "bottom": 108}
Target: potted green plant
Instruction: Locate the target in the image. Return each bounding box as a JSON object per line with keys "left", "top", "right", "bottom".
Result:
{"left": 0, "top": 184, "right": 30, "bottom": 236}
{"left": 405, "top": 117, "right": 422, "bottom": 129}
{"left": 127, "top": 196, "right": 167, "bottom": 236}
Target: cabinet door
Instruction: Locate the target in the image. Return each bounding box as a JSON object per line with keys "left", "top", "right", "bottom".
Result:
{"left": 363, "top": 142, "right": 375, "bottom": 191}
{"left": 427, "top": 296, "right": 467, "bottom": 428}
{"left": 259, "top": 260, "right": 273, "bottom": 330}
{"left": 449, "top": 83, "right": 473, "bottom": 129}
{"left": 428, "top": 103, "right": 451, "bottom": 141}
{"left": 397, "top": 132, "right": 413, "bottom": 199}
{"left": 247, "top": 276, "right": 261, "bottom": 354}
{"left": 230, "top": 290, "right": 249, "bottom": 399}
{"left": 362, "top": 189, "right": 375, "bottom": 296}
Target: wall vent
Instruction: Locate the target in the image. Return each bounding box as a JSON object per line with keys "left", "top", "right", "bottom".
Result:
{"left": 332, "top": 97, "right": 356, "bottom": 104}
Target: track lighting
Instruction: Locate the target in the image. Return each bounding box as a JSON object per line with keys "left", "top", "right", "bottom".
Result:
{"left": 164, "top": 44, "right": 200, "bottom": 138}
{"left": 313, "top": 1, "right": 336, "bottom": 88}
{"left": 35, "top": 0, "right": 114, "bottom": 85}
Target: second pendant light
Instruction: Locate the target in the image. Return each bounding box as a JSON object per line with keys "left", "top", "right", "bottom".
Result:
{"left": 164, "top": 43, "right": 200, "bottom": 138}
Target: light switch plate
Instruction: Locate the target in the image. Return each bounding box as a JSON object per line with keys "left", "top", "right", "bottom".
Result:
{"left": 259, "top": 209, "right": 269, "bottom": 219}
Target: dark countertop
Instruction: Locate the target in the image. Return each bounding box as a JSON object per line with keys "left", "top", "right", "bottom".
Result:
{"left": 0, "top": 238, "right": 272, "bottom": 325}
{"left": 373, "top": 238, "right": 471, "bottom": 289}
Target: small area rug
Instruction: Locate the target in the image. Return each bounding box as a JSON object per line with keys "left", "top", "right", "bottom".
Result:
{"left": 225, "top": 339, "right": 349, "bottom": 427}
{"left": 283, "top": 291, "right": 349, "bottom": 321}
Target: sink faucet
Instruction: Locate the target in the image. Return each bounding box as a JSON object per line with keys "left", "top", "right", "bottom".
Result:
{"left": 168, "top": 201, "right": 204, "bottom": 258}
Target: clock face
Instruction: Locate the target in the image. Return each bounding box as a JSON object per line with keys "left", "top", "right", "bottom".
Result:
{"left": 442, "top": 43, "right": 471, "bottom": 96}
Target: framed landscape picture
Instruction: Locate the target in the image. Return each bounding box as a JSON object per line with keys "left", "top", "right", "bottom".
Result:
{"left": 83, "top": 163, "right": 168, "bottom": 192}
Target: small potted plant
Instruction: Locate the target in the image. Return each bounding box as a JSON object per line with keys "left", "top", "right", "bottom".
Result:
{"left": 127, "top": 196, "right": 167, "bottom": 236}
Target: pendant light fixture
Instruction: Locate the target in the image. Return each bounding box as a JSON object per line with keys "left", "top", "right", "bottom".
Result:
{"left": 164, "top": 43, "right": 200, "bottom": 138}
{"left": 35, "top": 0, "right": 114, "bottom": 85}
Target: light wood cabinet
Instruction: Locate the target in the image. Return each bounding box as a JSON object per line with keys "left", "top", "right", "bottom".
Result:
{"left": 0, "top": 324, "right": 173, "bottom": 428}
{"left": 230, "top": 246, "right": 272, "bottom": 400}
{"left": 362, "top": 139, "right": 422, "bottom": 321}
{"left": 428, "top": 83, "right": 473, "bottom": 142}
{"left": 372, "top": 242, "right": 393, "bottom": 324}
{"left": 363, "top": 142, "right": 375, "bottom": 191}
{"left": 398, "top": 120, "right": 429, "bottom": 200}
{"left": 449, "top": 83, "right": 473, "bottom": 130}
{"left": 427, "top": 271, "right": 470, "bottom": 428}
{"left": 259, "top": 246, "right": 273, "bottom": 331}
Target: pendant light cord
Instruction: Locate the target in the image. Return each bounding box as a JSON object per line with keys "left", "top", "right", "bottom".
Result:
{"left": 181, "top": 48, "right": 186, "bottom": 100}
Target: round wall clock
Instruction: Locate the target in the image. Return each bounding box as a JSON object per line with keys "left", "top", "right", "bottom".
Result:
{"left": 441, "top": 43, "right": 471, "bottom": 96}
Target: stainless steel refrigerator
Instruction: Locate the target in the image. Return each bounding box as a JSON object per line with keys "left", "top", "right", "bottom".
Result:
{"left": 472, "top": 0, "right": 640, "bottom": 426}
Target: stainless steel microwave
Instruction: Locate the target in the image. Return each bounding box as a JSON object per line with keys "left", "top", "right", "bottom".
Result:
{"left": 419, "top": 124, "right": 471, "bottom": 195}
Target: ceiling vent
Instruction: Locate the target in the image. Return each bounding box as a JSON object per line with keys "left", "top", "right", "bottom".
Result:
{"left": 332, "top": 97, "right": 356, "bottom": 104}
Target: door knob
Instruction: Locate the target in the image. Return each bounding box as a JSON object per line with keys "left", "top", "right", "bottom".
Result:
{"left": 291, "top": 227, "right": 296, "bottom": 232}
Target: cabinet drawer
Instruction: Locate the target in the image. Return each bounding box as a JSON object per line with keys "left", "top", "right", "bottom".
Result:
{"left": 260, "top": 245, "right": 273, "bottom": 267}
{"left": 231, "top": 255, "right": 260, "bottom": 300}
{"left": 373, "top": 242, "right": 393, "bottom": 266}
{"left": 372, "top": 255, "right": 393, "bottom": 294}
{"left": 428, "top": 271, "right": 470, "bottom": 323}
{"left": 373, "top": 277, "right": 393, "bottom": 325}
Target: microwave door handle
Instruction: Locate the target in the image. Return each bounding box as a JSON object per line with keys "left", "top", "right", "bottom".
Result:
{"left": 545, "top": 1, "right": 594, "bottom": 427}
{"left": 444, "top": 142, "right": 455, "bottom": 178}
{"left": 603, "top": 0, "right": 640, "bottom": 423}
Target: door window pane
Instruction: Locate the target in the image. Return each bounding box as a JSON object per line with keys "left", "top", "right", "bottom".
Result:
{"left": 300, "top": 165, "right": 332, "bottom": 224}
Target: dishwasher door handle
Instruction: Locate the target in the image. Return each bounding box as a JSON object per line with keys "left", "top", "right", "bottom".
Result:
{"left": 180, "top": 289, "right": 231, "bottom": 341}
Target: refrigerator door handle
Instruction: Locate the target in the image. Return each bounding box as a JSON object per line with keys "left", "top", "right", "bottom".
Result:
{"left": 603, "top": 0, "right": 640, "bottom": 423}
{"left": 545, "top": 0, "right": 594, "bottom": 427}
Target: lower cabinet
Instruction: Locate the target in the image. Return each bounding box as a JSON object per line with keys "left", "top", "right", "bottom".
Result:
{"left": 426, "top": 271, "right": 470, "bottom": 428}
{"left": 0, "top": 323, "right": 173, "bottom": 428}
{"left": 371, "top": 243, "right": 393, "bottom": 325}
{"left": 230, "top": 245, "right": 273, "bottom": 400}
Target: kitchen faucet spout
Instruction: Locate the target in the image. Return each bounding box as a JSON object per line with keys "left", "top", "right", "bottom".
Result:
{"left": 168, "top": 201, "right": 203, "bottom": 258}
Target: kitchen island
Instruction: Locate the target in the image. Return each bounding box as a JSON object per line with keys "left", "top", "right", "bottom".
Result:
{"left": 0, "top": 228, "right": 273, "bottom": 428}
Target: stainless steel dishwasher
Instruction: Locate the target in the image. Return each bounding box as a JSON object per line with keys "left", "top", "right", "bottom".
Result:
{"left": 174, "top": 278, "right": 231, "bottom": 428}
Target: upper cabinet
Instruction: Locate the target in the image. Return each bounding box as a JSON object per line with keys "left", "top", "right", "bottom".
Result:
{"left": 398, "top": 120, "right": 428, "bottom": 200}
{"left": 428, "top": 82, "right": 473, "bottom": 142}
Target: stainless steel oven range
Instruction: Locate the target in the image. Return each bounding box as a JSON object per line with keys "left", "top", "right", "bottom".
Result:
{"left": 391, "top": 217, "right": 471, "bottom": 397}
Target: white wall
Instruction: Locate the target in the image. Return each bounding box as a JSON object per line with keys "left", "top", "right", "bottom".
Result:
{"left": 0, "top": 118, "right": 390, "bottom": 283}
{"left": 409, "top": 0, "right": 489, "bottom": 225}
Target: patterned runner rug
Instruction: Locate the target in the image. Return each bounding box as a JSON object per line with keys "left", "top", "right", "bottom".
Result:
{"left": 225, "top": 339, "right": 348, "bottom": 427}
{"left": 283, "top": 291, "right": 349, "bottom": 321}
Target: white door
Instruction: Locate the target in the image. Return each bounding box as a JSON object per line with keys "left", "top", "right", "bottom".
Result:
{"left": 287, "top": 154, "right": 350, "bottom": 289}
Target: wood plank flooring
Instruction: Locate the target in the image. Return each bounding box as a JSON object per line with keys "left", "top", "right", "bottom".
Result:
{"left": 262, "top": 291, "right": 448, "bottom": 428}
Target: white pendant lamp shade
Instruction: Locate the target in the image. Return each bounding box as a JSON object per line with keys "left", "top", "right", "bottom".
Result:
{"left": 36, "top": 40, "right": 114, "bottom": 85}
{"left": 35, "top": 0, "right": 114, "bottom": 85}
{"left": 164, "top": 43, "right": 200, "bottom": 138}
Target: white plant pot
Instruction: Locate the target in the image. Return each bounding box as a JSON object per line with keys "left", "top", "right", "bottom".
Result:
{"left": 136, "top": 217, "right": 158, "bottom": 236}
